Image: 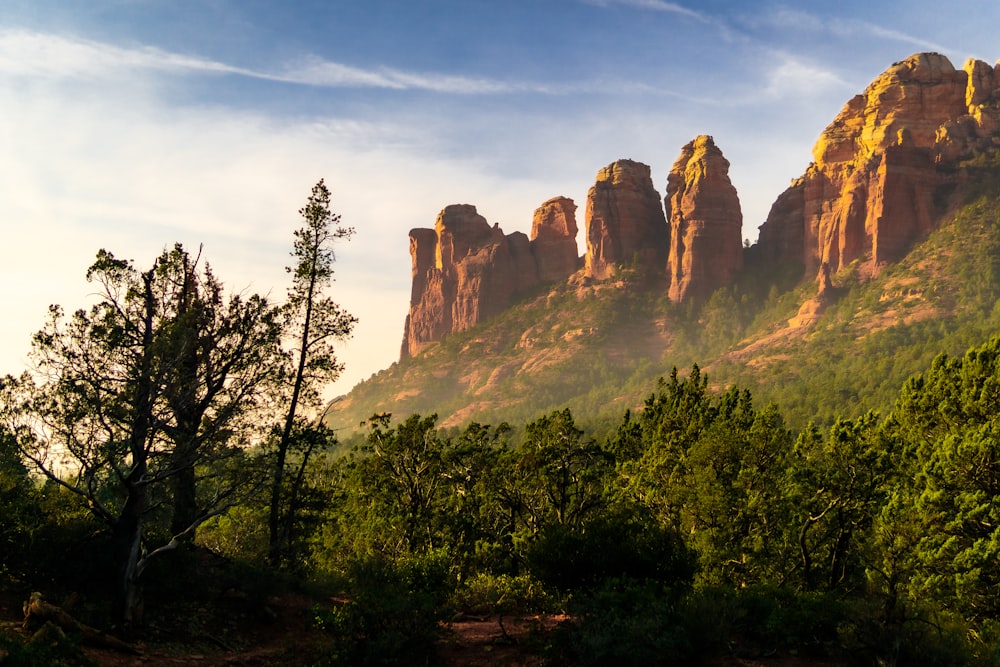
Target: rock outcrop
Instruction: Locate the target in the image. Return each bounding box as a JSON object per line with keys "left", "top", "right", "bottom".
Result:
{"left": 665, "top": 135, "right": 744, "bottom": 303}
{"left": 530, "top": 197, "right": 580, "bottom": 282}
{"left": 757, "top": 53, "right": 1000, "bottom": 277}
{"left": 402, "top": 201, "right": 584, "bottom": 360}
{"left": 584, "top": 159, "right": 668, "bottom": 280}
{"left": 402, "top": 205, "right": 531, "bottom": 359}
{"left": 401, "top": 53, "right": 1000, "bottom": 361}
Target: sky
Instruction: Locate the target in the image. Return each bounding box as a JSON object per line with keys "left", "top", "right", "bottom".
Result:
{"left": 1, "top": 0, "right": 998, "bottom": 399}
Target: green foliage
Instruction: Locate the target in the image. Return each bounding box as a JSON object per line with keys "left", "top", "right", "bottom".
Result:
{"left": 524, "top": 505, "right": 694, "bottom": 593}
{"left": 311, "top": 552, "right": 453, "bottom": 666}
{"left": 785, "top": 413, "right": 895, "bottom": 591}
{"left": 889, "top": 335, "right": 1000, "bottom": 625}
{"left": 544, "top": 580, "right": 694, "bottom": 666}
{"left": 0, "top": 625, "right": 94, "bottom": 667}
{"left": 617, "top": 368, "right": 796, "bottom": 587}
{"left": 196, "top": 505, "right": 269, "bottom": 564}
{"left": 450, "top": 572, "right": 554, "bottom": 615}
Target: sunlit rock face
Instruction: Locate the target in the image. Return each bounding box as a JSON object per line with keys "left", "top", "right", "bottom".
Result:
{"left": 757, "top": 52, "right": 1000, "bottom": 277}
{"left": 402, "top": 204, "right": 538, "bottom": 359}
{"left": 665, "top": 135, "right": 744, "bottom": 304}
{"left": 583, "top": 159, "right": 668, "bottom": 281}
{"left": 530, "top": 196, "right": 580, "bottom": 283}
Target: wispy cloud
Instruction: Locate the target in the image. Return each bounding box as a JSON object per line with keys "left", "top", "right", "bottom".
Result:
{"left": 0, "top": 28, "right": 563, "bottom": 95}
{"left": 583, "top": 0, "right": 708, "bottom": 21}
{"left": 761, "top": 53, "right": 852, "bottom": 98}
{"left": 744, "top": 9, "right": 949, "bottom": 55}
{"left": 851, "top": 22, "right": 949, "bottom": 54}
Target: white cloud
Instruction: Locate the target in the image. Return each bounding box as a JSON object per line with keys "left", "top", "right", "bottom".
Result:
{"left": 742, "top": 9, "right": 950, "bottom": 55}
{"left": 0, "top": 31, "right": 589, "bottom": 398}
{"left": 583, "top": 0, "right": 707, "bottom": 21}
{"left": 768, "top": 58, "right": 850, "bottom": 97}
{"left": 0, "top": 28, "right": 559, "bottom": 95}
{"left": 847, "top": 22, "right": 949, "bottom": 55}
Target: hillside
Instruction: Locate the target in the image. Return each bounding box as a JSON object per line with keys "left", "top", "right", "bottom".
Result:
{"left": 329, "top": 53, "right": 1000, "bottom": 435}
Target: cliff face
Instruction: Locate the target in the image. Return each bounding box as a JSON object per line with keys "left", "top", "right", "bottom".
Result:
{"left": 531, "top": 196, "right": 580, "bottom": 282}
{"left": 757, "top": 53, "right": 1000, "bottom": 278}
{"left": 665, "top": 135, "right": 744, "bottom": 303}
{"left": 583, "top": 159, "right": 668, "bottom": 280}
{"left": 402, "top": 201, "right": 582, "bottom": 360}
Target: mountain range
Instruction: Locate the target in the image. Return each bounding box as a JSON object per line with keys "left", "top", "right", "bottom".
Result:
{"left": 330, "top": 52, "right": 1000, "bottom": 435}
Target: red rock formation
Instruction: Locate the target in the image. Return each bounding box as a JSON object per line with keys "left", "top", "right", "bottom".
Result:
{"left": 584, "top": 160, "right": 668, "bottom": 280}
{"left": 530, "top": 196, "right": 580, "bottom": 282}
{"left": 758, "top": 52, "right": 1000, "bottom": 277}
{"left": 401, "top": 205, "right": 544, "bottom": 359}
{"left": 664, "top": 135, "right": 744, "bottom": 303}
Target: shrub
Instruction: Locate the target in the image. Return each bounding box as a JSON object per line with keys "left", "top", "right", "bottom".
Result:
{"left": 312, "top": 551, "right": 454, "bottom": 666}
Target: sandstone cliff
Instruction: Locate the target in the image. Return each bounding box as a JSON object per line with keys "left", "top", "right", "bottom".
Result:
{"left": 665, "top": 135, "right": 744, "bottom": 303}
{"left": 402, "top": 205, "right": 522, "bottom": 359}
{"left": 757, "top": 53, "right": 1000, "bottom": 279}
{"left": 583, "top": 159, "right": 668, "bottom": 280}
{"left": 401, "top": 53, "right": 1000, "bottom": 362}
{"left": 531, "top": 196, "right": 580, "bottom": 282}
{"left": 402, "top": 201, "right": 583, "bottom": 360}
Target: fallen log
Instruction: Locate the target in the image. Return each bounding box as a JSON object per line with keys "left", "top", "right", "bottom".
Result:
{"left": 22, "top": 592, "right": 141, "bottom": 655}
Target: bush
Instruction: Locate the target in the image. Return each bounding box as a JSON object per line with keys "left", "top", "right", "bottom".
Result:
{"left": 312, "top": 551, "right": 454, "bottom": 666}
{"left": 525, "top": 507, "right": 695, "bottom": 593}
{"left": 544, "top": 579, "right": 692, "bottom": 667}
{"left": 0, "top": 624, "right": 94, "bottom": 667}
{"left": 451, "top": 573, "right": 555, "bottom": 616}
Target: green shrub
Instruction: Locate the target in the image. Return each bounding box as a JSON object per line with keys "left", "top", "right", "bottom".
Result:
{"left": 544, "top": 579, "right": 692, "bottom": 667}
{"left": 525, "top": 507, "right": 695, "bottom": 593}
{"left": 451, "top": 573, "right": 554, "bottom": 615}
{"left": 312, "top": 551, "right": 454, "bottom": 666}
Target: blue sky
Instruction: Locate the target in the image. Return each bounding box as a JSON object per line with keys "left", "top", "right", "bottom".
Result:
{"left": 1, "top": 1, "right": 997, "bottom": 401}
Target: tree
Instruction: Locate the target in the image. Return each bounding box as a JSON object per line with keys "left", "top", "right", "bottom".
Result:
{"left": 888, "top": 335, "right": 1000, "bottom": 624}
{"left": 617, "top": 369, "right": 795, "bottom": 587}
{"left": 785, "top": 413, "right": 894, "bottom": 592}
{"left": 268, "top": 179, "right": 357, "bottom": 566}
{"left": 4, "top": 245, "right": 281, "bottom": 630}
{"left": 510, "top": 409, "right": 612, "bottom": 538}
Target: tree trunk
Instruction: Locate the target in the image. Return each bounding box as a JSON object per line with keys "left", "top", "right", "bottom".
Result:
{"left": 112, "top": 482, "right": 146, "bottom": 633}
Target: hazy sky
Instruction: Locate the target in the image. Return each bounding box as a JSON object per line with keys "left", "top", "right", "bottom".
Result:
{"left": 1, "top": 1, "right": 997, "bottom": 397}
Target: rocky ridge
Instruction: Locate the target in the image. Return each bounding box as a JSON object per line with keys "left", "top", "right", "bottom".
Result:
{"left": 757, "top": 53, "right": 1000, "bottom": 280}
{"left": 401, "top": 53, "right": 1000, "bottom": 362}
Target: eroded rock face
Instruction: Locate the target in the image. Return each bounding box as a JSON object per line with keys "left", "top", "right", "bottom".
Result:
{"left": 584, "top": 159, "right": 668, "bottom": 280}
{"left": 665, "top": 135, "right": 744, "bottom": 303}
{"left": 402, "top": 205, "right": 532, "bottom": 359}
{"left": 758, "top": 52, "right": 1000, "bottom": 277}
{"left": 531, "top": 196, "right": 580, "bottom": 282}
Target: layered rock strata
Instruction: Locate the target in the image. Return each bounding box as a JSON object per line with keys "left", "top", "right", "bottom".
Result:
{"left": 665, "top": 135, "right": 744, "bottom": 303}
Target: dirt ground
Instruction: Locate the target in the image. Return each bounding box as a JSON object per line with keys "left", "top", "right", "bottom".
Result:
{"left": 1, "top": 586, "right": 566, "bottom": 666}
{"left": 2, "top": 586, "right": 841, "bottom": 666}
